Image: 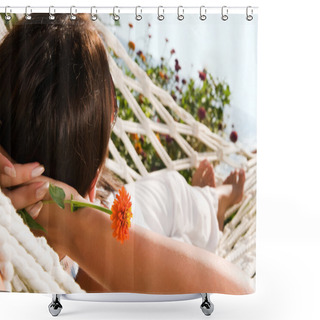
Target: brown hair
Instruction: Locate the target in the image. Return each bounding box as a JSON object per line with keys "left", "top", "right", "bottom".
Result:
{"left": 0, "top": 13, "right": 115, "bottom": 196}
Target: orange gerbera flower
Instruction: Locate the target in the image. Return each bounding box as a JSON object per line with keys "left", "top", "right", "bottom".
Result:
{"left": 128, "top": 41, "right": 135, "bottom": 51}
{"left": 111, "top": 186, "right": 133, "bottom": 244}
{"left": 131, "top": 133, "right": 139, "bottom": 141}
{"left": 138, "top": 93, "right": 144, "bottom": 104}
{"left": 134, "top": 141, "right": 143, "bottom": 154}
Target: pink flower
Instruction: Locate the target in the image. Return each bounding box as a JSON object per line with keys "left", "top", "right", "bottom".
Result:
{"left": 175, "top": 59, "right": 181, "bottom": 72}
{"left": 166, "top": 135, "right": 173, "bottom": 144}
{"left": 137, "top": 50, "right": 146, "bottom": 62}
{"left": 182, "top": 79, "right": 186, "bottom": 85}
{"left": 197, "top": 107, "right": 206, "bottom": 120}
{"left": 199, "top": 71, "right": 206, "bottom": 81}
{"left": 230, "top": 131, "right": 238, "bottom": 143}
{"left": 175, "top": 75, "right": 179, "bottom": 82}
{"left": 170, "top": 49, "right": 176, "bottom": 55}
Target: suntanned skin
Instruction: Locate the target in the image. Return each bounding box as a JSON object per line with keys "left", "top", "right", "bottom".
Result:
{"left": 0, "top": 146, "right": 46, "bottom": 212}
{"left": 75, "top": 163, "right": 248, "bottom": 293}
{"left": 28, "top": 175, "right": 252, "bottom": 295}
{"left": 1, "top": 147, "right": 252, "bottom": 294}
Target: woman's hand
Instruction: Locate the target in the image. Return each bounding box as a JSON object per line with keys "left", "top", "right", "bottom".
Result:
{"left": 0, "top": 148, "right": 47, "bottom": 217}
{"left": 30, "top": 176, "right": 88, "bottom": 260}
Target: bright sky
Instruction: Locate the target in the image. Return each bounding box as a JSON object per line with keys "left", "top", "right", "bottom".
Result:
{"left": 102, "top": 13, "right": 258, "bottom": 150}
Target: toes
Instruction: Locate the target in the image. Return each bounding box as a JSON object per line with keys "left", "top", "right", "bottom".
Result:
{"left": 197, "top": 160, "right": 208, "bottom": 176}
{"left": 198, "top": 159, "right": 208, "bottom": 173}
{"left": 192, "top": 160, "right": 206, "bottom": 186}
{"left": 203, "top": 164, "right": 215, "bottom": 187}
{"left": 223, "top": 172, "right": 231, "bottom": 185}
{"left": 192, "top": 160, "right": 216, "bottom": 187}
{"left": 230, "top": 170, "right": 237, "bottom": 184}
{"left": 238, "top": 169, "right": 245, "bottom": 187}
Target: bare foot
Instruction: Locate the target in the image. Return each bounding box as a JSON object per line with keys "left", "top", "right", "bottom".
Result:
{"left": 216, "top": 169, "right": 245, "bottom": 231}
{"left": 223, "top": 170, "right": 237, "bottom": 185}
{"left": 192, "top": 159, "right": 216, "bottom": 188}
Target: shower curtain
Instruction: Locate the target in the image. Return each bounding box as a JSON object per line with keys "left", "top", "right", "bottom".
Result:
{"left": 0, "top": 9, "right": 257, "bottom": 296}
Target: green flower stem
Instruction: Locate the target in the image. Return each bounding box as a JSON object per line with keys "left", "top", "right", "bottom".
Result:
{"left": 42, "top": 199, "right": 113, "bottom": 215}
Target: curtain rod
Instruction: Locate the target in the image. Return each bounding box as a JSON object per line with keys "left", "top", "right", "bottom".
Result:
{"left": 0, "top": 6, "right": 258, "bottom": 15}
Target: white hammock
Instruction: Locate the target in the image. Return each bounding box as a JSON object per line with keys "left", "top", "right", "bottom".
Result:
{"left": 0, "top": 16, "right": 82, "bottom": 293}
{"left": 95, "top": 19, "right": 256, "bottom": 279}
{"left": 0, "top": 15, "right": 256, "bottom": 292}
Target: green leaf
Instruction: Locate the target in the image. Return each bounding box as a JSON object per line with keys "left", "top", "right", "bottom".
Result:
{"left": 49, "top": 183, "right": 66, "bottom": 209}
{"left": 17, "top": 209, "right": 47, "bottom": 233}
{"left": 70, "top": 194, "right": 74, "bottom": 213}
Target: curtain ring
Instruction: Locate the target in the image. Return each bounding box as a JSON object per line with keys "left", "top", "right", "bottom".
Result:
{"left": 177, "top": 6, "right": 184, "bottom": 21}
{"left": 246, "top": 6, "right": 253, "bottom": 21}
{"left": 113, "top": 6, "right": 120, "bottom": 21}
{"left": 135, "top": 6, "right": 142, "bottom": 21}
{"left": 49, "top": 6, "right": 55, "bottom": 20}
{"left": 157, "top": 6, "right": 165, "bottom": 21}
{"left": 70, "top": 6, "right": 77, "bottom": 20}
{"left": 221, "top": 6, "right": 228, "bottom": 21}
{"left": 199, "top": 6, "right": 207, "bottom": 21}
{"left": 25, "top": 6, "right": 32, "bottom": 20}
{"left": 91, "top": 6, "right": 97, "bottom": 21}
{"left": 5, "top": 6, "right": 12, "bottom": 21}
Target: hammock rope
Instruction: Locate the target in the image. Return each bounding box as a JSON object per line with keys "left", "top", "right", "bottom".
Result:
{"left": 95, "top": 20, "right": 256, "bottom": 279}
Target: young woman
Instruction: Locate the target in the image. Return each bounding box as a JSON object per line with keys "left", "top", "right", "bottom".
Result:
{"left": 0, "top": 13, "right": 252, "bottom": 294}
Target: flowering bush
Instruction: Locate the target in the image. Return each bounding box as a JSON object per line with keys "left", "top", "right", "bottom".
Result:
{"left": 110, "top": 22, "right": 232, "bottom": 184}
{"left": 0, "top": 13, "right": 19, "bottom": 31}
{"left": 1, "top": 16, "right": 232, "bottom": 185}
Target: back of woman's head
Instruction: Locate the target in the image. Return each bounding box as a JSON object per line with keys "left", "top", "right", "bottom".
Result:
{"left": 0, "top": 13, "right": 114, "bottom": 196}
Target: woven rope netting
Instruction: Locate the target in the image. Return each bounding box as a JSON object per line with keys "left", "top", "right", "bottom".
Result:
{"left": 0, "top": 15, "right": 256, "bottom": 292}
{"left": 95, "top": 20, "right": 256, "bottom": 279}
{"left": 0, "top": 16, "right": 81, "bottom": 293}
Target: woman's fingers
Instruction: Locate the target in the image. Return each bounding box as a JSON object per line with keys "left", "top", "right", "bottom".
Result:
{"left": 0, "top": 162, "right": 44, "bottom": 188}
{"left": 2, "top": 181, "right": 49, "bottom": 210}
{"left": 25, "top": 201, "right": 44, "bottom": 219}
{"left": 0, "top": 151, "right": 48, "bottom": 214}
{"left": 0, "top": 152, "right": 16, "bottom": 177}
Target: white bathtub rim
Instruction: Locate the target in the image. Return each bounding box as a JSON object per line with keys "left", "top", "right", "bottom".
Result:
{"left": 61, "top": 293, "right": 201, "bottom": 303}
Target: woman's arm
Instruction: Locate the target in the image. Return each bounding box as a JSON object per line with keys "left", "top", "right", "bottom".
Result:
{"left": 75, "top": 267, "right": 111, "bottom": 293}
{"left": 72, "top": 208, "right": 252, "bottom": 294}
{"left": 34, "top": 198, "right": 253, "bottom": 295}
